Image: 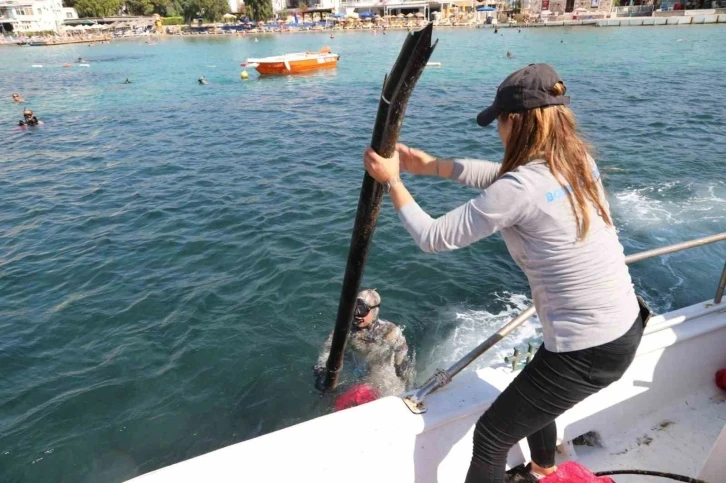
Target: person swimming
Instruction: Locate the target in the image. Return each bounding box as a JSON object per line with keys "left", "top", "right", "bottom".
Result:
{"left": 19, "top": 108, "right": 40, "bottom": 126}
{"left": 11, "top": 93, "right": 25, "bottom": 102}
{"left": 198, "top": 76, "right": 208, "bottom": 85}
{"left": 76, "top": 57, "right": 87, "bottom": 63}
{"left": 506, "top": 51, "right": 514, "bottom": 59}
{"left": 314, "top": 289, "right": 414, "bottom": 396}
{"left": 123, "top": 78, "right": 131, "bottom": 84}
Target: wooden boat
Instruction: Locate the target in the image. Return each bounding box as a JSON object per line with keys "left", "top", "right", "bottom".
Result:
{"left": 243, "top": 48, "right": 339, "bottom": 75}
{"left": 126, "top": 233, "right": 726, "bottom": 483}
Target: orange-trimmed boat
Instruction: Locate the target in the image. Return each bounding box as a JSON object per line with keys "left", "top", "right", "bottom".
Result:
{"left": 243, "top": 48, "right": 339, "bottom": 75}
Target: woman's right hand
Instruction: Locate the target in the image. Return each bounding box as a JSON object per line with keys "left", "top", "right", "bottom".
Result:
{"left": 396, "top": 143, "right": 437, "bottom": 176}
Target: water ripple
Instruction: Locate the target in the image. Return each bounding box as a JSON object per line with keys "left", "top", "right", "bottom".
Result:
{"left": 1, "top": 26, "right": 725, "bottom": 483}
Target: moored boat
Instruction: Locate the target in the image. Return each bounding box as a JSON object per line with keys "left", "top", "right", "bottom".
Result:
{"left": 243, "top": 48, "right": 339, "bottom": 75}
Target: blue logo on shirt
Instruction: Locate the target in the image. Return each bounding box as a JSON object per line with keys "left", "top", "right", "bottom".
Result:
{"left": 545, "top": 168, "right": 600, "bottom": 203}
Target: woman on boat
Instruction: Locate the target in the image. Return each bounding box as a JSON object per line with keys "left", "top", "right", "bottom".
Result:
{"left": 363, "top": 64, "right": 645, "bottom": 483}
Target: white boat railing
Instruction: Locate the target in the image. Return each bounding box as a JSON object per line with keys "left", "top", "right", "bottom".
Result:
{"left": 402, "top": 232, "right": 726, "bottom": 414}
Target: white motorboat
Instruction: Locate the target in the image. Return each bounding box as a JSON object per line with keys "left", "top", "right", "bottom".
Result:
{"left": 126, "top": 233, "right": 726, "bottom": 483}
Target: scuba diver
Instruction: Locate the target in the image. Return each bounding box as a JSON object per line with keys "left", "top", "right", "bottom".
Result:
{"left": 198, "top": 76, "right": 208, "bottom": 85}
{"left": 18, "top": 109, "right": 40, "bottom": 126}
{"left": 314, "top": 289, "right": 413, "bottom": 396}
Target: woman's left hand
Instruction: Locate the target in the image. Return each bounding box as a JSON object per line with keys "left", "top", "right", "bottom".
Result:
{"left": 363, "top": 147, "right": 400, "bottom": 184}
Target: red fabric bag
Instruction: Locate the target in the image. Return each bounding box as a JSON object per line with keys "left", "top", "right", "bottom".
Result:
{"left": 540, "top": 462, "right": 615, "bottom": 483}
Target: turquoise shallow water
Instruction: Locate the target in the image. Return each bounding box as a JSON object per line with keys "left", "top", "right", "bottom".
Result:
{"left": 1, "top": 26, "right": 725, "bottom": 482}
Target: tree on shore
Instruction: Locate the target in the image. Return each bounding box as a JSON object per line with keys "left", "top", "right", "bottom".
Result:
{"left": 72, "top": 0, "right": 121, "bottom": 17}
{"left": 244, "top": 0, "right": 273, "bottom": 21}
{"left": 126, "top": 0, "right": 182, "bottom": 16}
{"left": 180, "top": 0, "right": 229, "bottom": 22}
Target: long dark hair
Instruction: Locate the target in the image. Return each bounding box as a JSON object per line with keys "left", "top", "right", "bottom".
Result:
{"left": 499, "top": 82, "right": 611, "bottom": 240}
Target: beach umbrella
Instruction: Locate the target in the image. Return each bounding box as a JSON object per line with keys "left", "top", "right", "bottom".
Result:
{"left": 347, "top": 12, "right": 359, "bottom": 18}
{"left": 414, "top": 12, "right": 424, "bottom": 17}
{"left": 396, "top": 13, "right": 404, "bottom": 18}
{"left": 405, "top": 12, "right": 414, "bottom": 18}
{"left": 359, "top": 11, "right": 374, "bottom": 18}
{"left": 476, "top": 6, "right": 497, "bottom": 11}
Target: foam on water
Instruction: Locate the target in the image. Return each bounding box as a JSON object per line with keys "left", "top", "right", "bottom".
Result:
{"left": 611, "top": 180, "right": 726, "bottom": 229}
{"left": 419, "top": 293, "right": 540, "bottom": 380}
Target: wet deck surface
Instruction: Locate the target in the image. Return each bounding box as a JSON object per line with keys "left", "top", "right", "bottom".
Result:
{"left": 573, "top": 388, "right": 725, "bottom": 482}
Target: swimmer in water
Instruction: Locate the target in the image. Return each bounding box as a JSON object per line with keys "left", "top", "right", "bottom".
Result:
{"left": 506, "top": 51, "right": 513, "bottom": 59}
{"left": 123, "top": 78, "right": 131, "bottom": 84}
{"left": 494, "top": 28, "right": 498, "bottom": 34}
{"left": 314, "top": 289, "right": 413, "bottom": 395}
{"left": 76, "top": 57, "right": 86, "bottom": 63}
{"left": 12, "top": 93, "right": 25, "bottom": 102}
{"left": 198, "top": 76, "right": 208, "bottom": 85}
{"left": 330, "top": 33, "right": 334, "bottom": 39}
{"left": 18, "top": 108, "right": 40, "bottom": 126}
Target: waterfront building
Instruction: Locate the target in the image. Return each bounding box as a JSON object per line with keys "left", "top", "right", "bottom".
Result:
{"left": 285, "top": 0, "right": 340, "bottom": 16}
{"left": 0, "top": 0, "right": 77, "bottom": 33}
{"left": 228, "top": 0, "right": 244, "bottom": 13}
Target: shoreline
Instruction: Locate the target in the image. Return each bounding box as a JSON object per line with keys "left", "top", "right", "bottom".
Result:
{"left": 3, "top": 15, "right": 725, "bottom": 48}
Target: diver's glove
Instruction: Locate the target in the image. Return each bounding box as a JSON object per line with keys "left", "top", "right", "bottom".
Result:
{"left": 313, "top": 365, "right": 326, "bottom": 392}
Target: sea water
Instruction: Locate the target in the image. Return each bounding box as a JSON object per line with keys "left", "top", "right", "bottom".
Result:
{"left": 1, "top": 26, "right": 725, "bottom": 482}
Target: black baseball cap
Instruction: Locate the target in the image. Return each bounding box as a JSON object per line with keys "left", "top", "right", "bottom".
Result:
{"left": 476, "top": 63, "right": 570, "bottom": 127}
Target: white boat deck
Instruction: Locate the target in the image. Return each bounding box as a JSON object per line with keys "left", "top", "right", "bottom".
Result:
{"left": 127, "top": 298, "right": 726, "bottom": 483}
{"left": 574, "top": 386, "right": 725, "bottom": 481}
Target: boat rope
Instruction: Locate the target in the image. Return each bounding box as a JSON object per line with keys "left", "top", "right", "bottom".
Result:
{"left": 380, "top": 94, "right": 391, "bottom": 105}
{"left": 594, "top": 469, "right": 708, "bottom": 482}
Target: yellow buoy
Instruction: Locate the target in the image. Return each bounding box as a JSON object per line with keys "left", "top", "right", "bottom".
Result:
{"left": 241, "top": 70, "right": 249, "bottom": 80}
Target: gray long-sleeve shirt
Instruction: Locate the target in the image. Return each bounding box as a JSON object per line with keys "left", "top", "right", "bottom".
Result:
{"left": 398, "top": 158, "right": 639, "bottom": 352}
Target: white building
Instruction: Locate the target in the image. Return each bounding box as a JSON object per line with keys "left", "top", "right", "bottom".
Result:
{"left": 272, "top": 0, "right": 286, "bottom": 13}
{"left": 284, "top": 0, "right": 341, "bottom": 12}
{"left": 228, "top": 0, "right": 244, "bottom": 13}
{"left": 0, "top": 0, "right": 77, "bottom": 33}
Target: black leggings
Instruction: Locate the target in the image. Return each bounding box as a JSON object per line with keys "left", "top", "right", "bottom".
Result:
{"left": 465, "top": 315, "right": 644, "bottom": 483}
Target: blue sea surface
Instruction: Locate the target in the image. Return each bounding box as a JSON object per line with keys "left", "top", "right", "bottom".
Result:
{"left": 1, "top": 26, "right": 725, "bottom": 482}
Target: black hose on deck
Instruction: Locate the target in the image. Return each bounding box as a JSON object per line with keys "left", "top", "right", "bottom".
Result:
{"left": 594, "top": 469, "right": 708, "bottom": 482}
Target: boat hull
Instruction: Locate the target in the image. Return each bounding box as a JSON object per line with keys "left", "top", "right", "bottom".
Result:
{"left": 125, "top": 298, "right": 726, "bottom": 483}
{"left": 250, "top": 54, "right": 339, "bottom": 75}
